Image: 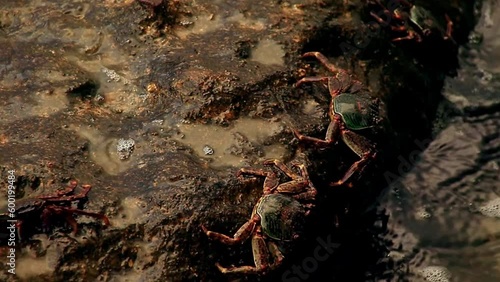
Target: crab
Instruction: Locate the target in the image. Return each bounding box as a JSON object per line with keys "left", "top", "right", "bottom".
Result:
{"left": 201, "top": 159, "right": 317, "bottom": 274}
{"left": 1, "top": 180, "right": 110, "bottom": 241}
{"left": 293, "top": 52, "right": 381, "bottom": 187}
{"left": 369, "top": 0, "right": 454, "bottom": 43}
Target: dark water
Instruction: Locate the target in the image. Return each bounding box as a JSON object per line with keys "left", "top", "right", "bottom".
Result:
{"left": 380, "top": 1, "right": 500, "bottom": 281}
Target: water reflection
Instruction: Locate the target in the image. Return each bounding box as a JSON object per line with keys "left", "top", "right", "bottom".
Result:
{"left": 382, "top": 1, "right": 500, "bottom": 281}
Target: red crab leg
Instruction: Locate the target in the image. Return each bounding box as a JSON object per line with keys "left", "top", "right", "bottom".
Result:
{"left": 262, "top": 159, "right": 300, "bottom": 179}
{"left": 295, "top": 75, "right": 349, "bottom": 97}
{"left": 371, "top": 0, "right": 407, "bottom": 20}
{"left": 370, "top": 11, "right": 389, "bottom": 26}
{"left": 444, "top": 14, "right": 453, "bottom": 40}
{"left": 64, "top": 208, "right": 110, "bottom": 226}
{"left": 301, "top": 52, "right": 347, "bottom": 76}
{"left": 293, "top": 114, "right": 342, "bottom": 148}
{"left": 267, "top": 241, "right": 285, "bottom": 270}
{"left": 40, "top": 183, "right": 92, "bottom": 202}
{"left": 63, "top": 212, "right": 79, "bottom": 235}
{"left": 37, "top": 180, "right": 78, "bottom": 200}
{"left": 274, "top": 180, "right": 308, "bottom": 194}
{"left": 42, "top": 206, "right": 110, "bottom": 234}
{"left": 289, "top": 162, "right": 317, "bottom": 202}
{"left": 215, "top": 226, "right": 271, "bottom": 274}
{"left": 390, "top": 25, "right": 409, "bottom": 32}
{"left": 297, "top": 52, "right": 356, "bottom": 96}
{"left": 259, "top": 160, "right": 317, "bottom": 201}
{"left": 330, "top": 152, "right": 377, "bottom": 187}
{"left": 15, "top": 220, "right": 24, "bottom": 241}
{"left": 237, "top": 168, "right": 279, "bottom": 194}
{"left": 392, "top": 30, "right": 422, "bottom": 42}
{"left": 295, "top": 76, "right": 329, "bottom": 88}
{"left": 201, "top": 214, "right": 259, "bottom": 245}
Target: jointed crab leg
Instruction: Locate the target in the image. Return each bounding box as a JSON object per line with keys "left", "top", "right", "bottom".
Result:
{"left": 39, "top": 183, "right": 92, "bottom": 202}
{"left": 294, "top": 51, "right": 380, "bottom": 187}
{"left": 295, "top": 75, "right": 353, "bottom": 97}
{"left": 330, "top": 130, "right": 376, "bottom": 186}
{"left": 392, "top": 30, "right": 422, "bottom": 42}
{"left": 444, "top": 14, "right": 453, "bottom": 40}
{"left": 216, "top": 229, "right": 269, "bottom": 274}
{"left": 295, "top": 76, "right": 329, "bottom": 88}
{"left": 371, "top": 0, "right": 411, "bottom": 11}
{"left": 6, "top": 181, "right": 109, "bottom": 241}
{"left": 238, "top": 159, "right": 317, "bottom": 208}
{"left": 256, "top": 160, "right": 317, "bottom": 200}
{"left": 301, "top": 52, "right": 345, "bottom": 74}
{"left": 37, "top": 180, "right": 79, "bottom": 199}
{"left": 370, "top": 10, "right": 395, "bottom": 24}
{"left": 263, "top": 159, "right": 301, "bottom": 179}
{"left": 371, "top": 0, "right": 454, "bottom": 42}
{"left": 390, "top": 25, "right": 409, "bottom": 32}
{"left": 267, "top": 240, "right": 285, "bottom": 269}
{"left": 369, "top": 0, "right": 423, "bottom": 42}
{"left": 330, "top": 156, "right": 371, "bottom": 187}
{"left": 201, "top": 214, "right": 260, "bottom": 245}
{"left": 296, "top": 52, "right": 355, "bottom": 97}
{"left": 239, "top": 160, "right": 316, "bottom": 196}
{"left": 204, "top": 159, "right": 316, "bottom": 275}
{"left": 237, "top": 168, "right": 279, "bottom": 193}
{"left": 292, "top": 162, "right": 316, "bottom": 192}
{"left": 216, "top": 226, "right": 284, "bottom": 274}
{"left": 285, "top": 163, "right": 317, "bottom": 202}
{"left": 265, "top": 159, "right": 309, "bottom": 194}
{"left": 41, "top": 206, "right": 111, "bottom": 234}
{"left": 293, "top": 52, "right": 368, "bottom": 148}
{"left": 293, "top": 114, "right": 342, "bottom": 148}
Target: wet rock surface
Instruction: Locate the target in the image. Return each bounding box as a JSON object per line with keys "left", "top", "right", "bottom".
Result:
{"left": 0, "top": 0, "right": 480, "bottom": 281}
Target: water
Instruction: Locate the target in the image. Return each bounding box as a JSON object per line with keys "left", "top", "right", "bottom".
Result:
{"left": 381, "top": 1, "right": 500, "bottom": 281}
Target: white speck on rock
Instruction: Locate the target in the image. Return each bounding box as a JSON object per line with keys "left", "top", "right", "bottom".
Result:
{"left": 203, "top": 145, "right": 214, "bottom": 155}
{"left": 478, "top": 197, "right": 500, "bottom": 218}
{"left": 419, "top": 266, "right": 451, "bottom": 282}
{"left": 117, "top": 138, "right": 135, "bottom": 160}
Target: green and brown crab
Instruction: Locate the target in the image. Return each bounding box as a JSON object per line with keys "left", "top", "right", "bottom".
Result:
{"left": 293, "top": 52, "right": 381, "bottom": 187}
{"left": 201, "top": 159, "right": 317, "bottom": 274}
{"left": 369, "top": 0, "right": 454, "bottom": 43}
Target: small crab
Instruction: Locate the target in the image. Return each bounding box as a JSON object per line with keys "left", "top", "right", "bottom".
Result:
{"left": 1, "top": 180, "right": 110, "bottom": 241}
{"left": 369, "top": 0, "right": 454, "bottom": 43}
{"left": 293, "top": 52, "right": 381, "bottom": 187}
{"left": 201, "top": 159, "right": 317, "bottom": 274}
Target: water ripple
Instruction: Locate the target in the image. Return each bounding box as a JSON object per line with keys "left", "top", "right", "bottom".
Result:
{"left": 381, "top": 1, "right": 500, "bottom": 280}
